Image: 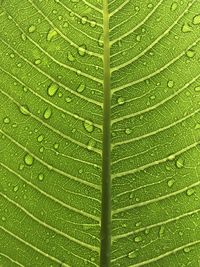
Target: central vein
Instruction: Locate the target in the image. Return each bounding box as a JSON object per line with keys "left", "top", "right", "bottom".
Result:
{"left": 100, "top": 0, "right": 111, "bottom": 266}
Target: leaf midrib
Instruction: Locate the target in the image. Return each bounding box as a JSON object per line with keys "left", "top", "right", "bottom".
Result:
{"left": 100, "top": 0, "right": 111, "bottom": 266}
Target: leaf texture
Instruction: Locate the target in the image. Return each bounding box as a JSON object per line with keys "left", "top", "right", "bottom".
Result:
{"left": 1, "top": 0, "right": 200, "bottom": 266}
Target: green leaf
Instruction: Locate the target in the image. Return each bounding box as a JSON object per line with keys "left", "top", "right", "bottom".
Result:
{"left": 1, "top": 0, "right": 200, "bottom": 266}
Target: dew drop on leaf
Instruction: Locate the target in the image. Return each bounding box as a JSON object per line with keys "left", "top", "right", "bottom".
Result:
{"left": 78, "top": 44, "right": 86, "bottom": 56}
{"left": 47, "top": 29, "right": 57, "bottom": 41}
{"left": 47, "top": 83, "right": 59, "bottom": 97}
{"left": 28, "top": 25, "right": 36, "bottom": 33}
{"left": 159, "top": 226, "right": 165, "bottom": 237}
{"left": 183, "top": 247, "right": 191, "bottom": 253}
{"left": 186, "top": 50, "right": 195, "bottom": 58}
{"left": 128, "top": 251, "right": 138, "bottom": 259}
{"left": 13, "top": 185, "right": 19, "bottom": 192}
{"left": 171, "top": 2, "right": 178, "bottom": 11}
{"left": 77, "top": 83, "right": 85, "bottom": 93}
{"left": 43, "top": 107, "right": 52, "bottom": 119}
{"left": 134, "top": 236, "right": 142, "bottom": 242}
{"left": 3, "top": 117, "right": 10, "bottom": 124}
{"left": 117, "top": 97, "right": 125, "bottom": 105}
{"left": 38, "top": 173, "right": 44, "bottom": 181}
{"left": 167, "top": 80, "right": 174, "bottom": 88}
{"left": 176, "top": 158, "right": 184, "bottom": 168}
{"left": 24, "top": 154, "right": 34, "bottom": 166}
{"left": 125, "top": 128, "right": 132, "bottom": 135}
{"left": 65, "top": 97, "right": 72, "bottom": 103}
{"left": 81, "top": 16, "right": 87, "bottom": 24}
{"left": 84, "top": 120, "right": 94, "bottom": 133}
{"left": 19, "top": 105, "right": 30, "bottom": 115}
{"left": 194, "top": 86, "right": 200, "bottom": 92}
{"left": 34, "top": 59, "right": 41, "bottom": 65}
{"left": 193, "top": 14, "right": 200, "bottom": 25}
{"left": 67, "top": 51, "right": 75, "bottom": 62}
{"left": 37, "top": 134, "right": 44, "bottom": 142}
{"left": 181, "top": 23, "right": 192, "bottom": 33}
{"left": 186, "top": 188, "right": 195, "bottom": 196}
{"left": 167, "top": 179, "right": 175, "bottom": 188}
{"left": 87, "top": 139, "right": 96, "bottom": 150}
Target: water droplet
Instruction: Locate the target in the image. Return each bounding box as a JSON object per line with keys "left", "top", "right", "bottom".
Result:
{"left": 54, "top": 143, "right": 59, "bottom": 149}
{"left": 47, "top": 29, "right": 57, "bottom": 41}
{"left": 3, "top": 117, "right": 10, "bottom": 124}
{"left": 84, "top": 120, "right": 94, "bottom": 133}
{"left": 78, "top": 45, "right": 86, "bottom": 56}
{"left": 28, "top": 25, "right": 36, "bottom": 33}
{"left": 184, "top": 247, "right": 191, "bottom": 253}
{"left": 195, "top": 123, "right": 200, "bottom": 129}
{"left": 181, "top": 23, "right": 192, "bottom": 33}
{"left": 98, "top": 34, "right": 103, "bottom": 47}
{"left": 43, "top": 107, "right": 52, "bottom": 119}
{"left": 38, "top": 173, "right": 44, "bottom": 181}
{"left": 90, "top": 20, "right": 96, "bottom": 28}
{"left": 193, "top": 14, "right": 200, "bottom": 25}
{"left": 81, "top": 16, "right": 87, "bottom": 24}
{"left": 2, "top": 216, "right": 6, "bottom": 221}
{"left": 167, "top": 80, "right": 174, "bottom": 88}
{"left": 194, "top": 86, "right": 200, "bottom": 92}
{"left": 65, "top": 97, "right": 72, "bottom": 103}
{"left": 171, "top": 2, "right": 178, "bottom": 11}
{"left": 176, "top": 158, "right": 184, "bottom": 168}
{"left": 187, "top": 188, "right": 195, "bottom": 196}
{"left": 159, "top": 226, "right": 165, "bottom": 237}
{"left": 47, "top": 83, "right": 59, "bottom": 97}
{"left": 168, "top": 179, "right": 175, "bottom": 188}
{"left": 19, "top": 105, "right": 29, "bottom": 115}
{"left": 186, "top": 50, "right": 195, "bottom": 58}
{"left": 77, "top": 83, "right": 85, "bottom": 93}
{"left": 134, "top": 236, "right": 142, "bottom": 242}
{"left": 67, "top": 51, "right": 75, "bottom": 62}
{"left": 87, "top": 139, "right": 96, "bottom": 150}
{"left": 168, "top": 154, "right": 175, "bottom": 161}
{"left": 125, "top": 128, "right": 132, "bottom": 135}
{"left": 21, "top": 33, "right": 27, "bottom": 41}
{"left": 35, "top": 59, "right": 41, "bottom": 65}
{"left": 128, "top": 251, "right": 138, "bottom": 259}
{"left": 19, "top": 164, "right": 24, "bottom": 170}
{"left": 37, "top": 134, "right": 44, "bottom": 142}
{"left": 24, "top": 154, "right": 34, "bottom": 166}
{"left": 13, "top": 185, "right": 19, "bottom": 192}
{"left": 117, "top": 97, "right": 125, "bottom": 105}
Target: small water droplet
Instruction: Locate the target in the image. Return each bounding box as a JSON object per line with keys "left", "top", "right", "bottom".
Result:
{"left": 87, "top": 139, "right": 96, "bottom": 150}
{"left": 24, "top": 154, "right": 34, "bottom": 166}
{"left": 3, "top": 117, "right": 10, "bottom": 124}
{"left": 77, "top": 83, "right": 85, "bottom": 93}
{"left": 125, "top": 128, "right": 132, "bottom": 135}
{"left": 183, "top": 247, "right": 191, "bottom": 253}
{"left": 38, "top": 173, "right": 44, "bottom": 181}
{"left": 134, "top": 236, "right": 142, "bottom": 242}
{"left": 47, "top": 28, "right": 57, "bottom": 41}
{"left": 128, "top": 251, "right": 138, "bottom": 259}
{"left": 159, "top": 226, "right": 165, "bottom": 237}
{"left": 35, "top": 59, "right": 41, "bottom": 65}
{"left": 81, "top": 16, "right": 87, "bottom": 24}
{"left": 171, "top": 2, "right": 178, "bottom": 11}
{"left": 43, "top": 107, "right": 52, "bottom": 119}
{"left": 54, "top": 143, "right": 59, "bottom": 149}
{"left": 78, "top": 44, "right": 86, "bottom": 56}
{"left": 47, "top": 83, "right": 59, "bottom": 97}
{"left": 28, "top": 25, "right": 36, "bottom": 33}
{"left": 187, "top": 188, "right": 195, "bottom": 196}
{"left": 65, "top": 97, "right": 72, "bottom": 103}
{"left": 167, "top": 80, "right": 174, "bottom": 88}
{"left": 21, "top": 33, "right": 27, "bottom": 41}
{"left": 194, "top": 86, "right": 200, "bottom": 92}
{"left": 176, "top": 158, "right": 184, "bottom": 168}
{"left": 186, "top": 50, "right": 195, "bottom": 58}
{"left": 37, "top": 135, "right": 44, "bottom": 142}
{"left": 84, "top": 120, "right": 94, "bottom": 133}
{"left": 181, "top": 23, "right": 192, "bottom": 33}
{"left": 19, "top": 105, "right": 29, "bottom": 115}
{"left": 168, "top": 179, "right": 175, "bottom": 188}
{"left": 117, "top": 97, "right": 125, "bottom": 105}
{"left": 193, "top": 14, "right": 200, "bottom": 25}
{"left": 13, "top": 185, "right": 19, "bottom": 192}
{"left": 67, "top": 51, "right": 75, "bottom": 62}
{"left": 90, "top": 20, "right": 96, "bottom": 28}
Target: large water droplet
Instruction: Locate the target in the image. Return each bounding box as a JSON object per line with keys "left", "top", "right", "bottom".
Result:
{"left": 84, "top": 120, "right": 94, "bottom": 133}
{"left": 24, "top": 154, "right": 34, "bottom": 166}
{"left": 186, "top": 188, "right": 195, "bottom": 196}
{"left": 47, "top": 29, "right": 57, "bottom": 41}
{"left": 37, "top": 134, "right": 44, "bottom": 142}
{"left": 181, "top": 23, "right": 192, "bottom": 33}
{"left": 77, "top": 83, "right": 85, "bottom": 93}
{"left": 43, "top": 107, "right": 52, "bottom": 119}
{"left": 28, "top": 25, "right": 36, "bottom": 33}
{"left": 19, "top": 105, "right": 29, "bottom": 115}
{"left": 193, "top": 14, "right": 200, "bottom": 25}
{"left": 47, "top": 83, "right": 59, "bottom": 97}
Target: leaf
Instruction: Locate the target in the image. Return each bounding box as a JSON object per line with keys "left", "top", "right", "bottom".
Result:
{"left": 0, "top": 0, "right": 200, "bottom": 266}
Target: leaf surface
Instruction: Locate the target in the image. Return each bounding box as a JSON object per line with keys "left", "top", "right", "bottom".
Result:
{"left": 1, "top": 0, "right": 200, "bottom": 266}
